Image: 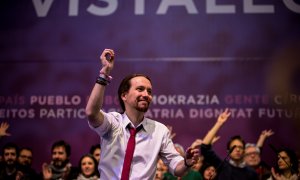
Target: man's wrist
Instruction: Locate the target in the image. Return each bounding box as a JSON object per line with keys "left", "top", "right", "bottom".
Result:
{"left": 96, "top": 76, "right": 110, "bottom": 86}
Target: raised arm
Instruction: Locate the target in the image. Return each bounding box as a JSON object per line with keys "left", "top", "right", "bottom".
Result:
{"left": 256, "top": 129, "right": 274, "bottom": 148}
{"left": 191, "top": 136, "right": 220, "bottom": 149}
{"left": 85, "top": 49, "right": 115, "bottom": 127}
{"left": 0, "top": 122, "right": 11, "bottom": 138}
{"left": 202, "top": 108, "right": 231, "bottom": 145}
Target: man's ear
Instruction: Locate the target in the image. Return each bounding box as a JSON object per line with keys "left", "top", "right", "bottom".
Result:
{"left": 121, "top": 92, "right": 127, "bottom": 101}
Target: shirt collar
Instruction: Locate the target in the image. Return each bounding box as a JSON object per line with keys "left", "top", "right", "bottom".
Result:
{"left": 229, "top": 159, "right": 246, "bottom": 168}
{"left": 122, "top": 113, "right": 148, "bottom": 132}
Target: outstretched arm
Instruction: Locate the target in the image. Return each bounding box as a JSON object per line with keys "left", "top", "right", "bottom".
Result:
{"left": 202, "top": 108, "right": 231, "bottom": 145}
{"left": 85, "top": 49, "right": 115, "bottom": 127}
{"left": 256, "top": 129, "right": 274, "bottom": 148}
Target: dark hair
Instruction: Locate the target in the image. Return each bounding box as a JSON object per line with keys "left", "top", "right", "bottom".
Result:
{"left": 78, "top": 154, "right": 99, "bottom": 177}
{"left": 226, "top": 135, "right": 245, "bottom": 151}
{"left": 199, "top": 162, "right": 217, "bottom": 175}
{"left": 117, "top": 74, "right": 152, "bottom": 113}
{"left": 2, "top": 142, "right": 19, "bottom": 157}
{"left": 199, "top": 162, "right": 218, "bottom": 180}
{"left": 275, "top": 147, "right": 299, "bottom": 175}
{"left": 51, "top": 140, "right": 71, "bottom": 157}
{"left": 89, "top": 144, "right": 101, "bottom": 155}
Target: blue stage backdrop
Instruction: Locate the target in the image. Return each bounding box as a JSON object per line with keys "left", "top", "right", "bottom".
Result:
{"left": 1, "top": 0, "right": 300, "bottom": 171}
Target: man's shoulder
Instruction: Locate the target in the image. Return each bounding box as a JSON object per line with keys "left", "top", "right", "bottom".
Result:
{"left": 144, "top": 117, "right": 167, "bottom": 127}
{"left": 104, "top": 111, "right": 124, "bottom": 124}
{"left": 106, "top": 111, "right": 122, "bottom": 118}
{"left": 142, "top": 117, "right": 169, "bottom": 133}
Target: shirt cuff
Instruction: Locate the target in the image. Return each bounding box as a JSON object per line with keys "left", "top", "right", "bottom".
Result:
{"left": 168, "top": 156, "right": 184, "bottom": 175}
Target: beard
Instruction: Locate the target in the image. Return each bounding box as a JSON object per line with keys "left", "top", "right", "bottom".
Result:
{"left": 136, "top": 106, "right": 149, "bottom": 112}
{"left": 135, "top": 99, "right": 150, "bottom": 112}
{"left": 52, "top": 159, "right": 68, "bottom": 169}
{"left": 5, "top": 159, "right": 16, "bottom": 168}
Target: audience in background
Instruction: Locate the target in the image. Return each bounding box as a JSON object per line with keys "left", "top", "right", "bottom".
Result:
{"left": 18, "top": 148, "right": 33, "bottom": 167}
{"left": 0, "top": 122, "right": 11, "bottom": 164}
{"left": 167, "top": 125, "right": 177, "bottom": 140}
{"left": 199, "top": 163, "right": 217, "bottom": 180}
{"left": 89, "top": 144, "right": 101, "bottom": 163}
{"left": 256, "top": 130, "right": 274, "bottom": 149}
{"left": 0, "top": 119, "right": 299, "bottom": 180}
{"left": 190, "top": 136, "right": 220, "bottom": 173}
{"left": 162, "top": 142, "right": 203, "bottom": 179}
{"left": 75, "top": 154, "right": 99, "bottom": 180}
{"left": 191, "top": 155, "right": 204, "bottom": 173}
{"left": 18, "top": 147, "right": 38, "bottom": 179}
{"left": 200, "top": 109, "right": 259, "bottom": 180}
{"left": 174, "top": 143, "right": 185, "bottom": 157}
{"left": 0, "top": 142, "right": 20, "bottom": 180}
{"left": 244, "top": 143, "right": 269, "bottom": 179}
{"left": 244, "top": 129, "right": 274, "bottom": 180}
{"left": 155, "top": 158, "right": 168, "bottom": 180}
{"left": 267, "top": 147, "right": 299, "bottom": 180}
{"left": 41, "top": 140, "right": 78, "bottom": 180}
{"left": 0, "top": 122, "right": 11, "bottom": 139}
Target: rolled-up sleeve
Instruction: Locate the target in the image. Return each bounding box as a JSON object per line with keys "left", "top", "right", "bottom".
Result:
{"left": 160, "top": 128, "right": 184, "bottom": 175}
{"left": 88, "top": 110, "right": 113, "bottom": 136}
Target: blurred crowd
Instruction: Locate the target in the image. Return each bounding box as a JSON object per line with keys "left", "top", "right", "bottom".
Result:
{"left": 0, "top": 120, "right": 299, "bottom": 180}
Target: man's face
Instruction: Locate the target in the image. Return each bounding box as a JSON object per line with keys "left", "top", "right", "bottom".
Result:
{"left": 122, "top": 76, "right": 152, "bottom": 113}
{"left": 229, "top": 139, "right": 244, "bottom": 161}
{"left": 18, "top": 149, "right": 33, "bottom": 167}
{"left": 52, "top": 146, "right": 68, "bottom": 168}
{"left": 244, "top": 146, "right": 261, "bottom": 167}
{"left": 4, "top": 148, "right": 17, "bottom": 167}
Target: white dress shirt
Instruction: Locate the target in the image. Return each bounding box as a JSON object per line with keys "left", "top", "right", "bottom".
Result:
{"left": 89, "top": 111, "right": 183, "bottom": 180}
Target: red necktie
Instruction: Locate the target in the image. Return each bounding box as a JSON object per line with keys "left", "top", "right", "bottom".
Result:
{"left": 121, "top": 126, "right": 141, "bottom": 180}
